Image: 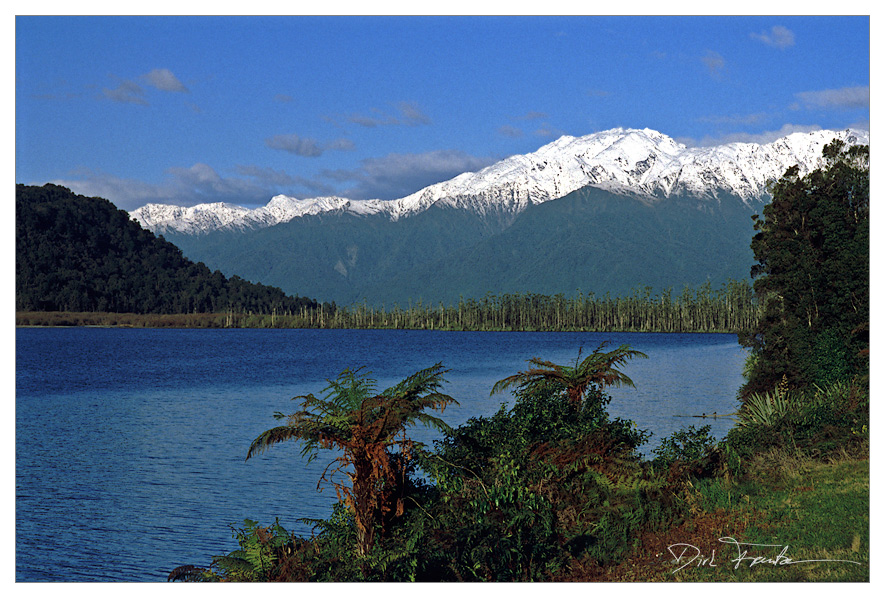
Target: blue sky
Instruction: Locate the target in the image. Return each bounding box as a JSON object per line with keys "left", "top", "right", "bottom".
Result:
{"left": 15, "top": 15, "right": 870, "bottom": 211}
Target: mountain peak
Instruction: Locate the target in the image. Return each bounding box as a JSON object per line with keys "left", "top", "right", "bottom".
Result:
{"left": 130, "top": 127, "right": 869, "bottom": 235}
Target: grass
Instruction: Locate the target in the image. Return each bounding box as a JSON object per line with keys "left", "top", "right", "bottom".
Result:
{"left": 585, "top": 451, "right": 869, "bottom": 582}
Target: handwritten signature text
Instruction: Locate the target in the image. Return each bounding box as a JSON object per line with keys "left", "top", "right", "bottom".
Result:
{"left": 666, "top": 537, "right": 861, "bottom": 574}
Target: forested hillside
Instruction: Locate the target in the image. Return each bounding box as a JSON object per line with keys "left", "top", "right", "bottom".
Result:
{"left": 739, "top": 140, "right": 869, "bottom": 394}
{"left": 164, "top": 186, "right": 759, "bottom": 307}
{"left": 15, "top": 184, "right": 320, "bottom": 315}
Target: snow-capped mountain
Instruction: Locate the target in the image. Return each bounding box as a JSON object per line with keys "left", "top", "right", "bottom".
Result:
{"left": 130, "top": 127, "right": 869, "bottom": 235}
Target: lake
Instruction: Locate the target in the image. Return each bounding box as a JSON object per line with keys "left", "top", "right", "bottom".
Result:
{"left": 15, "top": 327, "right": 745, "bottom": 582}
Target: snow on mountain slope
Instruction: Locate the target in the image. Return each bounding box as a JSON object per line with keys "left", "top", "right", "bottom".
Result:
{"left": 130, "top": 127, "right": 869, "bottom": 235}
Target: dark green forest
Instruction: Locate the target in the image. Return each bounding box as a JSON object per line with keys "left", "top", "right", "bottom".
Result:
{"left": 15, "top": 184, "right": 321, "bottom": 315}
{"left": 15, "top": 184, "right": 760, "bottom": 333}
{"left": 739, "top": 140, "right": 869, "bottom": 394}
{"left": 166, "top": 185, "right": 759, "bottom": 308}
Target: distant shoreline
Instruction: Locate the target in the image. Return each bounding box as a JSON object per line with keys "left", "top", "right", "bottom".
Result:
{"left": 15, "top": 311, "right": 744, "bottom": 333}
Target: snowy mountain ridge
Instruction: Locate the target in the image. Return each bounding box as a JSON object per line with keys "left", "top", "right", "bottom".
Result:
{"left": 130, "top": 127, "right": 869, "bottom": 236}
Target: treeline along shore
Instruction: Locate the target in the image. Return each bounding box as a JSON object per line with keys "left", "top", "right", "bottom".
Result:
{"left": 16, "top": 280, "right": 758, "bottom": 333}
{"left": 15, "top": 183, "right": 757, "bottom": 333}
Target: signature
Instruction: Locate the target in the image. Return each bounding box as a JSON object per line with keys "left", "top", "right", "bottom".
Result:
{"left": 666, "top": 537, "right": 862, "bottom": 574}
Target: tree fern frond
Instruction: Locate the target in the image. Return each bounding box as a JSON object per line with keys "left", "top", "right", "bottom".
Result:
{"left": 246, "top": 425, "right": 315, "bottom": 461}
{"left": 245, "top": 362, "right": 457, "bottom": 556}
{"left": 490, "top": 373, "right": 524, "bottom": 396}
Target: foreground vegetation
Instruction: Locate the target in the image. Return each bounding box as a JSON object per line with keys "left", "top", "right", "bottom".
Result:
{"left": 169, "top": 356, "right": 868, "bottom": 582}
{"left": 167, "top": 140, "right": 868, "bottom": 583}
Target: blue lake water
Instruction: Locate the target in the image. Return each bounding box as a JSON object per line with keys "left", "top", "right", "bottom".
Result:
{"left": 15, "top": 328, "right": 745, "bottom": 581}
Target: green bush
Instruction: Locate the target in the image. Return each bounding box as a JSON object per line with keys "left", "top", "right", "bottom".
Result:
{"left": 724, "top": 379, "right": 869, "bottom": 475}
{"left": 651, "top": 424, "right": 717, "bottom": 467}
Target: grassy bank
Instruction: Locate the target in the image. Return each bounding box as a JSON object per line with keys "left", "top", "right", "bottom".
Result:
{"left": 586, "top": 453, "right": 869, "bottom": 582}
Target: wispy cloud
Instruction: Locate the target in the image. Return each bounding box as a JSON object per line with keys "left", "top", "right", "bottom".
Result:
{"left": 103, "top": 79, "right": 148, "bottom": 105}
{"left": 499, "top": 112, "right": 561, "bottom": 139}
{"left": 497, "top": 125, "right": 524, "bottom": 138}
{"left": 687, "top": 123, "right": 824, "bottom": 147}
{"left": 321, "top": 150, "right": 496, "bottom": 201}
{"left": 750, "top": 26, "right": 795, "bottom": 49}
{"left": 235, "top": 164, "right": 338, "bottom": 196}
{"left": 533, "top": 123, "right": 565, "bottom": 138}
{"left": 396, "top": 101, "right": 432, "bottom": 125}
{"left": 515, "top": 111, "right": 548, "bottom": 121}
{"left": 698, "top": 112, "right": 768, "bottom": 126}
{"left": 265, "top": 133, "right": 355, "bottom": 157}
{"left": 701, "top": 50, "right": 725, "bottom": 78}
{"left": 793, "top": 85, "right": 870, "bottom": 110}
{"left": 102, "top": 68, "right": 189, "bottom": 105}
{"left": 348, "top": 109, "right": 398, "bottom": 128}
{"left": 274, "top": 93, "right": 294, "bottom": 103}
{"left": 52, "top": 164, "right": 275, "bottom": 210}
{"left": 48, "top": 147, "right": 495, "bottom": 210}
{"left": 143, "top": 68, "right": 188, "bottom": 92}
{"left": 345, "top": 102, "right": 432, "bottom": 128}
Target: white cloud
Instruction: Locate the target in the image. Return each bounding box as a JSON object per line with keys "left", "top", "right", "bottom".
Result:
{"left": 750, "top": 26, "right": 796, "bottom": 49}
{"left": 321, "top": 150, "right": 497, "bottom": 201}
{"left": 534, "top": 123, "right": 565, "bottom": 138}
{"left": 103, "top": 79, "right": 147, "bottom": 105}
{"left": 345, "top": 102, "right": 432, "bottom": 128}
{"left": 397, "top": 101, "right": 432, "bottom": 126}
{"left": 515, "top": 111, "right": 548, "bottom": 121}
{"left": 348, "top": 108, "right": 399, "bottom": 128}
{"left": 498, "top": 125, "right": 523, "bottom": 138}
{"left": 324, "top": 138, "right": 357, "bottom": 152}
{"left": 702, "top": 50, "right": 725, "bottom": 77}
{"left": 51, "top": 164, "right": 277, "bottom": 211}
{"left": 102, "top": 69, "right": 188, "bottom": 105}
{"left": 143, "top": 68, "right": 188, "bottom": 92}
{"left": 688, "top": 124, "right": 824, "bottom": 147}
{"left": 265, "top": 134, "right": 324, "bottom": 157}
{"left": 698, "top": 113, "right": 767, "bottom": 126}
{"left": 46, "top": 147, "right": 493, "bottom": 211}
{"left": 265, "top": 134, "right": 355, "bottom": 157}
{"left": 235, "top": 165, "right": 337, "bottom": 196}
{"left": 794, "top": 86, "right": 870, "bottom": 110}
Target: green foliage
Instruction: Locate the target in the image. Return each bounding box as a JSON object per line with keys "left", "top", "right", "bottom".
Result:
{"left": 212, "top": 519, "right": 295, "bottom": 582}
{"left": 246, "top": 364, "right": 457, "bottom": 556}
{"left": 738, "top": 387, "right": 795, "bottom": 428}
{"left": 180, "top": 347, "right": 693, "bottom": 582}
{"left": 724, "top": 379, "right": 869, "bottom": 474}
{"left": 174, "top": 339, "right": 868, "bottom": 581}
{"left": 406, "top": 356, "right": 662, "bottom": 581}
{"left": 16, "top": 184, "right": 320, "bottom": 315}
{"left": 169, "top": 519, "right": 296, "bottom": 582}
{"left": 685, "top": 458, "right": 869, "bottom": 582}
{"left": 741, "top": 141, "right": 869, "bottom": 394}
{"left": 491, "top": 343, "right": 647, "bottom": 411}
{"left": 651, "top": 424, "right": 717, "bottom": 467}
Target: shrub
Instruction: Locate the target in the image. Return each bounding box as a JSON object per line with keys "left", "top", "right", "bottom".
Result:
{"left": 651, "top": 424, "right": 717, "bottom": 467}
